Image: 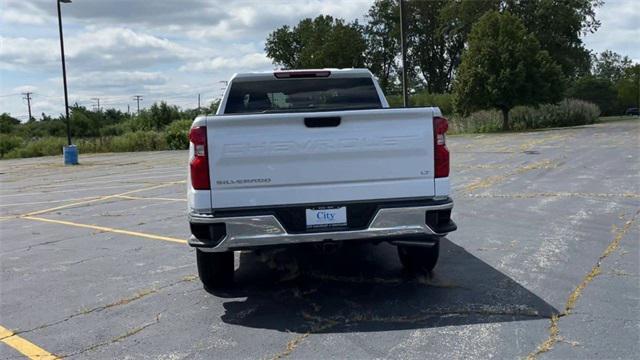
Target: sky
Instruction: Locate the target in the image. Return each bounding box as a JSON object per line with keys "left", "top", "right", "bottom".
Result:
{"left": 0, "top": 0, "right": 638, "bottom": 121}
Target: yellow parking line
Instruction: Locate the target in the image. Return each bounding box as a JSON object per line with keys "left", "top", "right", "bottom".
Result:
{"left": 0, "top": 325, "right": 58, "bottom": 360}
{"left": 0, "top": 196, "right": 100, "bottom": 208}
{"left": 22, "top": 181, "right": 185, "bottom": 217}
{"left": 23, "top": 216, "right": 187, "bottom": 244}
{"left": 114, "top": 195, "right": 186, "bottom": 202}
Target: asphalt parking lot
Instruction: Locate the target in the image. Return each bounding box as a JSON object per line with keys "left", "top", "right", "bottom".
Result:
{"left": 1, "top": 119, "right": 638, "bottom": 359}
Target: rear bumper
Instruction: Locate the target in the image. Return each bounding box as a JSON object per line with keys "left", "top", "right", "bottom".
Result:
{"left": 188, "top": 198, "right": 456, "bottom": 252}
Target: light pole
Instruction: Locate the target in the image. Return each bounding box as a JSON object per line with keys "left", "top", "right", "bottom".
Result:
{"left": 57, "top": 0, "right": 77, "bottom": 164}
{"left": 399, "top": 0, "right": 409, "bottom": 108}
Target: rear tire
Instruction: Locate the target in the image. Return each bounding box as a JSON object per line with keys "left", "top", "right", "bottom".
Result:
{"left": 397, "top": 240, "right": 439, "bottom": 273}
{"left": 196, "top": 249, "right": 234, "bottom": 290}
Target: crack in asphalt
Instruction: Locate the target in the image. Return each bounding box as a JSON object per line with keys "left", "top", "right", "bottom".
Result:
{"left": 526, "top": 210, "right": 639, "bottom": 359}
{"left": 462, "top": 159, "right": 562, "bottom": 193}
{"left": 59, "top": 313, "right": 162, "bottom": 358}
{"left": 269, "top": 305, "right": 549, "bottom": 360}
{"left": 0, "top": 275, "right": 197, "bottom": 342}
{"left": 465, "top": 192, "right": 640, "bottom": 199}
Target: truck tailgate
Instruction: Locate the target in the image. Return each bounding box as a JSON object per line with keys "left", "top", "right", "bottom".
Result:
{"left": 207, "top": 108, "right": 436, "bottom": 208}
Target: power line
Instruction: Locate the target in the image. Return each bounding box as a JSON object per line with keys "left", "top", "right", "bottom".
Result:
{"left": 91, "top": 97, "right": 100, "bottom": 111}
{"left": 22, "top": 92, "right": 33, "bottom": 121}
{"left": 133, "top": 95, "right": 143, "bottom": 115}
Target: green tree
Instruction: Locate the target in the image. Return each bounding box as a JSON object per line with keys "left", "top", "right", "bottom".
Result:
{"left": 364, "top": 0, "right": 400, "bottom": 93}
{"left": 207, "top": 99, "right": 220, "bottom": 114}
{"left": 617, "top": 64, "right": 640, "bottom": 109}
{"left": 165, "top": 119, "right": 192, "bottom": 150}
{"left": 149, "top": 101, "right": 180, "bottom": 130}
{"left": 363, "top": 0, "right": 498, "bottom": 93}
{"left": 0, "top": 113, "right": 20, "bottom": 134}
{"left": 453, "top": 11, "right": 564, "bottom": 130}
{"left": 567, "top": 76, "right": 618, "bottom": 115}
{"left": 265, "top": 15, "right": 366, "bottom": 69}
{"left": 592, "top": 50, "right": 633, "bottom": 83}
{"left": 407, "top": 0, "right": 449, "bottom": 93}
{"left": 69, "top": 107, "right": 92, "bottom": 137}
{"left": 102, "top": 108, "right": 128, "bottom": 127}
{"left": 364, "top": 0, "right": 599, "bottom": 91}
{"left": 439, "top": 0, "right": 500, "bottom": 69}
{"left": 412, "top": 0, "right": 500, "bottom": 92}
{"left": 504, "top": 0, "right": 601, "bottom": 79}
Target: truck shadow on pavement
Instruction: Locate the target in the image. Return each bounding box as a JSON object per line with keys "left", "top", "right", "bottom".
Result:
{"left": 218, "top": 239, "right": 557, "bottom": 333}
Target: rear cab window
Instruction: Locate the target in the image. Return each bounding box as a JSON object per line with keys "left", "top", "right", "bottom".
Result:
{"left": 223, "top": 76, "right": 382, "bottom": 114}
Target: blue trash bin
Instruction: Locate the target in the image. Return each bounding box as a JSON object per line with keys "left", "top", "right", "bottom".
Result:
{"left": 63, "top": 145, "right": 78, "bottom": 165}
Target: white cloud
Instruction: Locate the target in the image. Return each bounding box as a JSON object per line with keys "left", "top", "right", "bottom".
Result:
{"left": 186, "top": 0, "right": 370, "bottom": 40}
{"left": 181, "top": 53, "right": 272, "bottom": 72}
{"left": 66, "top": 28, "right": 193, "bottom": 69}
{"left": 1, "top": 28, "right": 191, "bottom": 72}
{"left": 0, "top": 36, "right": 60, "bottom": 69}
{"left": 582, "top": 0, "right": 640, "bottom": 62}
{"left": 12, "top": 85, "right": 38, "bottom": 93}
{"left": 1, "top": 0, "right": 225, "bottom": 28}
{"left": 67, "top": 71, "right": 168, "bottom": 91}
{"left": 0, "top": 1, "right": 49, "bottom": 25}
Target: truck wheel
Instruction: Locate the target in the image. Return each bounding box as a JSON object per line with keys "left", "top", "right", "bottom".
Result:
{"left": 196, "top": 249, "right": 234, "bottom": 290}
{"left": 397, "top": 241, "right": 439, "bottom": 273}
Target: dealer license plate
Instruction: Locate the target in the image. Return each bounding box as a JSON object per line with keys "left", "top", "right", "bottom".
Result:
{"left": 305, "top": 207, "right": 347, "bottom": 228}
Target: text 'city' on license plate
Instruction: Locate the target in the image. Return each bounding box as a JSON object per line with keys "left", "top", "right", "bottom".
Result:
{"left": 306, "top": 207, "right": 347, "bottom": 228}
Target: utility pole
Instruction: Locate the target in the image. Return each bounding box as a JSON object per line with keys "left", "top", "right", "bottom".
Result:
{"left": 58, "top": 0, "right": 72, "bottom": 146}
{"left": 127, "top": 104, "right": 130, "bottom": 117}
{"left": 91, "top": 97, "right": 100, "bottom": 111}
{"left": 133, "top": 95, "right": 143, "bottom": 115}
{"left": 399, "top": 0, "right": 409, "bottom": 108}
{"left": 198, "top": 93, "right": 201, "bottom": 112}
{"left": 22, "top": 92, "right": 33, "bottom": 121}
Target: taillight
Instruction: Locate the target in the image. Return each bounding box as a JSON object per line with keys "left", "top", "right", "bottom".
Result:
{"left": 433, "top": 116, "right": 449, "bottom": 178}
{"left": 189, "top": 126, "right": 210, "bottom": 190}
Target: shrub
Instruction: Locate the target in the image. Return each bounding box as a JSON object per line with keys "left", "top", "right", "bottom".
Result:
{"left": 165, "top": 119, "right": 192, "bottom": 150}
{"left": 0, "top": 134, "right": 22, "bottom": 158}
{"left": 510, "top": 99, "right": 600, "bottom": 129}
{"left": 449, "top": 99, "right": 600, "bottom": 134}
{"left": 109, "top": 131, "right": 168, "bottom": 152}
{"left": 100, "top": 123, "right": 125, "bottom": 137}
{"left": 5, "top": 137, "right": 67, "bottom": 158}
{"left": 3, "top": 132, "right": 171, "bottom": 159}
{"left": 387, "top": 92, "right": 454, "bottom": 115}
{"left": 449, "top": 110, "right": 502, "bottom": 134}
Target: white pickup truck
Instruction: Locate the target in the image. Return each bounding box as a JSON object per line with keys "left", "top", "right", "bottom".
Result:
{"left": 187, "top": 69, "right": 456, "bottom": 289}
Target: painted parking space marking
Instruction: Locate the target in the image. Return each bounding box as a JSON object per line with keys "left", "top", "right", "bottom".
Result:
{"left": 21, "top": 181, "right": 186, "bottom": 218}
{"left": 113, "top": 195, "right": 186, "bottom": 202}
{"left": 22, "top": 216, "right": 187, "bottom": 245}
{"left": 0, "top": 325, "right": 58, "bottom": 360}
{"left": 0, "top": 196, "right": 100, "bottom": 208}
{"left": 13, "top": 171, "right": 184, "bottom": 191}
